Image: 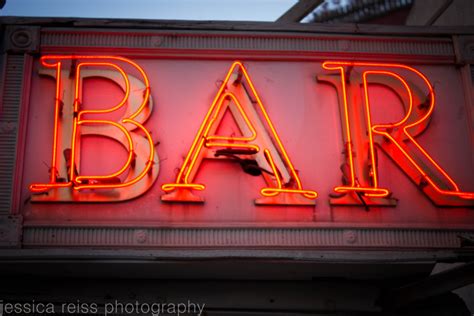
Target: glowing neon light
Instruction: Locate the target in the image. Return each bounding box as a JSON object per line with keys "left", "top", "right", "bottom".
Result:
{"left": 30, "top": 59, "right": 72, "bottom": 192}
{"left": 40, "top": 55, "right": 151, "bottom": 120}
{"left": 51, "top": 62, "right": 62, "bottom": 183}
{"left": 162, "top": 61, "right": 317, "bottom": 202}
{"left": 362, "top": 70, "right": 413, "bottom": 198}
{"left": 322, "top": 62, "right": 391, "bottom": 198}
{"left": 323, "top": 61, "right": 474, "bottom": 203}
{"left": 203, "top": 93, "right": 260, "bottom": 152}
{"left": 205, "top": 143, "right": 261, "bottom": 151}
{"left": 75, "top": 62, "right": 131, "bottom": 117}
{"left": 75, "top": 119, "right": 155, "bottom": 190}
{"left": 74, "top": 120, "right": 134, "bottom": 184}
{"left": 30, "top": 56, "right": 472, "bottom": 206}
{"left": 261, "top": 149, "right": 318, "bottom": 199}
{"left": 30, "top": 55, "right": 157, "bottom": 198}
{"left": 71, "top": 60, "right": 148, "bottom": 190}
{"left": 205, "top": 93, "right": 257, "bottom": 143}
{"left": 70, "top": 62, "right": 133, "bottom": 188}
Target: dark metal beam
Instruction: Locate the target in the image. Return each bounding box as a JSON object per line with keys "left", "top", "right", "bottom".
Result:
{"left": 276, "top": 0, "right": 323, "bottom": 23}
{"left": 379, "top": 262, "right": 474, "bottom": 308}
{"left": 406, "top": 0, "right": 454, "bottom": 26}
{"left": 426, "top": 0, "right": 454, "bottom": 25}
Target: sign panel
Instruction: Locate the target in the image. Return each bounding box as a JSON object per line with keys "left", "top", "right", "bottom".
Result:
{"left": 23, "top": 57, "right": 474, "bottom": 211}
{"left": 2, "top": 25, "right": 473, "bottom": 249}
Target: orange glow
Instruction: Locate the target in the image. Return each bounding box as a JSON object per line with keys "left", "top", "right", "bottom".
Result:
{"left": 71, "top": 61, "right": 132, "bottom": 187}
{"left": 361, "top": 70, "right": 413, "bottom": 197}
{"left": 262, "top": 149, "right": 318, "bottom": 199}
{"left": 173, "top": 70, "right": 247, "bottom": 187}
{"left": 30, "top": 59, "right": 73, "bottom": 192}
{"left": 74, "top": 119, "right": 155, "bottom": 190}
{"left": 322, "top": 64, "right": 356, "bottom": 189}
{"left": 162, "top": 61, "right": 317, "bottom": 200}
{"left": 324, "top": 61, "right": 474, "bottom": 201}
{"left": 30, "top": 55, "right": 154, "bottom": 193}
{"left": 74, "top": 120, "right": 134, "bottom": 184}
{"left": 40, "top": 55, "right": 151, "bottom": 120}
{"left": 75, "top": 62, "right": 130, "bottom": 118}
{"left": 162, "top": 183, "right": 206, "bottom": 192}
{"left": 205, "top": 143, "right": 261, "bottom": 151}
{"left": 333, "top": 186, "right": 390, "bottom": 197}
{"left": 51, "top": 62, "right": 62, "bottom": 182}
{"left": 323, "top": 62, "right": 390, "bottom": 198}
{"left": 203, "top": 92, "right": 260, "bottom": 152}
{"left": 205, "top": 93, "right": 257, "bottom": 143}
{"left": 29, "top": 182, "right": 72, "bottom": 193}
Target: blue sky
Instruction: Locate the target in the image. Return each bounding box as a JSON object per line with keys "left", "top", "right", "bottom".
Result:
{"left": 1, "top": 0, "right": 298, "bottom": 21}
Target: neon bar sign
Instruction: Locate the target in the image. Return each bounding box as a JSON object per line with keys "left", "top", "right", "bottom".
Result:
{"left": 29, "top": 56, "right": 474, "bottom": 207}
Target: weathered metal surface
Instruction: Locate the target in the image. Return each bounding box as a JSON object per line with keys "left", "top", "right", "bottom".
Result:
{"left": 0, "top": 19, "right": 472, "bottom": 255}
